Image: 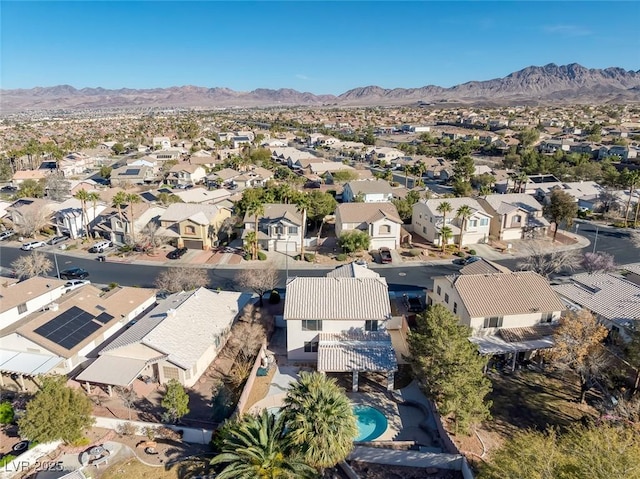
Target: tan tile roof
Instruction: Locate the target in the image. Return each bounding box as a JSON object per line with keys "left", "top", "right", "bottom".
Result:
{"left": 243, "top": 204, "right": 303, "bottom": 226}
{"left": 16, "top": 285, "right": 155, "bottom": 358}
{"left": 451, "top": 271, "right": 565, "bottom": 318}
{"left": 345, "top": 179, "right": 393, "bottom": 196}
{"left": 336, "top": 202, "right": 402, "bottom": 224}
{"left": 284, "top": 277, "right": 391, "bottom": 321}
{"left": 460, "top": 258, "right": 512, "bottom": 275}
{"left": 0, "top": 276, "right": 67, "bottom": 316}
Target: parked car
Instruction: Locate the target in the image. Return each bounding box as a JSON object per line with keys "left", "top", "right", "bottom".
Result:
{"left": 379, "top": 247, "right": 392, "bottom": 263}
{"left": 403, "top": 295, "right": 426, "bottom": 313}
{"left": 89, "top": 240, "right": 113, "bottom": 253}
{"left": 453, "top": 256, "right": 481, "bottom": 266}
{"left": 47, "top": 235, "right": 68, "bottom": 246}
{"left": 59, "top": 267, "right": 89, "bottom": 280}
{"left": 63, "top": 279, "right": 91, "bottom": 292}
{"left": 0, "top": 185, "right": 17, "bottom": 193}
{"left": 167, "top": 247, "right": 188, "bottom": 260}
{"left": 21, "top": 240, "right": 46, "bottom": 251}
{"left": 0, "top": 230, "right": 15, "bottom": 241}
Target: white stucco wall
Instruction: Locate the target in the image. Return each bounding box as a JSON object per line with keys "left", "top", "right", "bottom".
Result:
{"left": 0, "top": 287, "right": 65, "bottom": 331}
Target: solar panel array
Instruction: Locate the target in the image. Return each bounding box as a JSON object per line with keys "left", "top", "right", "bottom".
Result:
{"left": 34, "top": 306, "right": 107, "bottom": 350}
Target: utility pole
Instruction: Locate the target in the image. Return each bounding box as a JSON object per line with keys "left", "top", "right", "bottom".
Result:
{"left": 592, "top": 224, "right": 599, "bottom": 254}
{"left": 54, "top": 253, "right": 60, "bottom": 279}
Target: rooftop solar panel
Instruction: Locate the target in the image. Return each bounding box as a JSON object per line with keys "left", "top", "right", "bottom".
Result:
{"left": 34, "top": 306, "right": 102, "bottom": 350}
{"left": 95, "top": 312, "right": 114, "bottom": 324}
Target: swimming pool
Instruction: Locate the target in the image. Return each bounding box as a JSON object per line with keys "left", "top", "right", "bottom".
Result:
{"left": 266, "top": 404, "right": 388, "bottom": 442}
{"left": 353, "top": 405, "right": 388, "bottom": 442}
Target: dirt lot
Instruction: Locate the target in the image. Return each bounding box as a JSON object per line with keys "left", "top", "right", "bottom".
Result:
{"left": 451, "top": 369, "right": 599, "bottom": 461}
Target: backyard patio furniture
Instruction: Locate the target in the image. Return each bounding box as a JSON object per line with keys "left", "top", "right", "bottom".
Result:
{"left": 145, "top": 447, "right": 159, "bottom": 455}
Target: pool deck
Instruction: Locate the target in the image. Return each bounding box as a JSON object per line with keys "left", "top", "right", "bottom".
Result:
{"left": 250, "top": 364, "right": 436, "bottom": 447}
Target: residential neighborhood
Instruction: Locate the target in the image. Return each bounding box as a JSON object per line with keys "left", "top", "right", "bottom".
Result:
{"left": 0, "top": 99, "right": 639, "bottom": 479}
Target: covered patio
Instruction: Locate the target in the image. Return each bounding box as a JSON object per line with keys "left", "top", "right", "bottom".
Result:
{"left": 76, "top": 355, "right": 161, "bottom": 396}
{"left": 0, "top": 349, "right": 63, "bottom": 391}
{"left": 470, "top": 325, "right": 557, "bottom": 372}
{"left": 317, "top": 332, "right": 398, "bottom": 392}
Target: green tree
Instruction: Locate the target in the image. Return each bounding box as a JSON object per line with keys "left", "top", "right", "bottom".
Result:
{"left": 111, "top": 143, "right": 125, "bottom": 155}
{"left": 306, "top": 190, "right": 337, "bottom": 228}
{"left": 125, "top": 193, "right": 142, "bottom": 244}
{"left": 211, "top": 411, "right": 317, "bottom": 479}
{"left": 249, "top": 147, "right": 272, "bottom": 165}
{"left": 282, "top": 371, "right": 357, "bottom": 471}
{"left": 545, "top": 189, "right": 578, "bottom": 241}
{"left": 452, "top": 178, "right": 473, "bottom": 197}
{"left": 452, "top": 156, "right": 475, "bottom": 182}
{"left": 517, "top": 128, "right": 540, "bottom": 149}
{"left": 455, "top": 205, "right": 473, "bottom": 252}
{"left": 439, "top": 225, "right": 453, "bottom": 252}
{"left": 0, "top": 159, "right": 13, "bottom": 181}
{"left": 338, "top": 230, "right": 370, "bottom": 254}
{"left": 87, "top": 191, "right": 101, "bottom": 226}
{"left": 99, "top": 165, "right": 112, "bottom": 179}
{"left": 407, "top": 304, "right": 492, "bottom": 434}
{"left": 112, "top": 190, "right": 128, "bottom": 222}
{"left": 73, "top": 189, "right": 90, "bottom": 238}
{"left": 161, "top": 379, "right": 190, "bottom": 423}
{"left": 246, "top": 198, "right": 265, "bottom": 260}
{"left": 18, "top": 375, "right": 94, "bottom": 444}
{"left": 156, "top": 192, "right": 182, "bottom": 206}
{"left": 16, "top": 179, "right": 45, "bottom": 199}
{"left": 621, "top": 170, "right": 640, "bottom": 227}
{"left": 330, "top": 170, "right": 358, "bottom": 183}
{"left": 0, "top": 401, "right": 14, "bottom": 424}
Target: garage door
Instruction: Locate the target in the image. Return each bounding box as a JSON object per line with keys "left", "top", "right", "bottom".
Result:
{"left": 183, "top": 239, "right": 204, "bottom": 250}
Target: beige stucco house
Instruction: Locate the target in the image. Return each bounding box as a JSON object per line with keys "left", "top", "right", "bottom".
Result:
{"left": 159, "top": 202, "right": 231, "bottom": 250}
{"left": 335, "top": 202, "right": 403, "bottom": 250}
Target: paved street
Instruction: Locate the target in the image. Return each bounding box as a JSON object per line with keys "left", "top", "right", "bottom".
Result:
{"left": 0, "top": 220, "right": 637, "bottom": 292}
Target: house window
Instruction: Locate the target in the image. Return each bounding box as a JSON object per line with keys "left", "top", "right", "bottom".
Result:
{"left": 444, "top": 293, "right": 449, "bottom": 304}
{"left": 453, "top": 302, "right": 458, "bottom": 314}
{"left": 17, "top": 303, "right": 27, "bottom": 314}
{"left": 437, "top": 285, "right": 441, "bottom": 296}
{"left": 468, "top": 219, "right": 478, "bottom": 228}
{"left": 483, "top": 316, "right": 504, "bottom": 328}
{"left": 275, "top": 226, "right": 284, "bottom": 235}
{"left": 480, "top": 218, "right": 489, "bottom": 226}
{"left": 379, "top": 224, "right": 391, "bottom": 235}
{"left": 185, "top": 225, "right": 196, "bottom": 235}
{"left": 163, "top": 366, "right": 180, "bottom": 381}
{"left": 304, "top": 341, "right": 319, "bottom": 353}
{"left": 422, "top": 226, "right": 426, "bottom": 233}
{"left": 302, "top": 320, "right": 323, "bottom": 331}
{"left": 429, "top": 217, "right": 433, "bottom": 223}
{"left": 513, "top": 215, "right": 522, "bottom": 224}
{"left": 540, "top": 312, "right": 554, "bottom": 324}
{"left": 288, "top": 226, "right": 298, "bottom": 234}
{"left": 365, "top": 320, "right": 378, "bottom": 332}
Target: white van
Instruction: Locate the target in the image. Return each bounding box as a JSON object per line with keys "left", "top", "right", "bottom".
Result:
{"left": 89, "top": 240, "right": 113, "bottom": 253}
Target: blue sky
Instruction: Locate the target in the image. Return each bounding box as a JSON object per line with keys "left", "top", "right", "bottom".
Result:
{"left": 2, "top": 1, "right": 638, "bottom": 93}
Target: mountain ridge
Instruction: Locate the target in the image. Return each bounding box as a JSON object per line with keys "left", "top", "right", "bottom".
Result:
{"left": 2, "top": 63, "right": 639, "bottom": 112}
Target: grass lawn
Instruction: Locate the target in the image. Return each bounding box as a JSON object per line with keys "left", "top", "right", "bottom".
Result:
{"left": 100, "top": 457, "right": 212, "bottom": 479}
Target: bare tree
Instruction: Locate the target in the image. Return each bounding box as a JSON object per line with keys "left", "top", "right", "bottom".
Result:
{"left": 580, "top": 252, "right": 617, "bottom": 274}
{"left": 16, "top": 208, "right": 50, "bottom": 238}
{"left": 516, "top": 241, "right": 579, "bottom": 278}
{"left": 138, "top": 221, "right": 170, "bottom": 254}
{"left": 115, "top": 386, "right": 138, "bottom": 421}
{"left": 154, "top": 267, "right": 208, "bottom": 293}
{"left": 551, "top": 310, "right": 610, "bottom": 403}
{"left": 218, "top": 215, "right": 239, "bottom": 244}
{"left": 630, "top": 229, "right": 640, "bottom": 249}
{"left": 235, "top": 263, "right": 279, "bottom": 306}
{"left": 45, "top": 172, "right": 71, "bottom": 201}
{"left": 11, "top": 251, "right": 53, "bottom": 279}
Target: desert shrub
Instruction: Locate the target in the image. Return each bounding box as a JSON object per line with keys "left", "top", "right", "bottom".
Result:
{"left": 0, "top": 401, "right": 14, "bottom": 424}
{"left": 468, "top": 249, "right": 477, "bottom": 255}
{"left": 41, "top": 227, "right": 55, "bottom": 236}
{"left": 457, "top": 251, "right": 466, "bottom": 257}
{"left": 70, "top": 437, "right": 90, "bottom": 447}
{"left": 336, "top": 253, "right": 347, "bottom": 261}
{"left": 257, "top": 251, "right": 267, "bottom": 261}
{"left": 117, "top": 422, "right": 137, "bottom": 436}
{"left": 304, "top": 253, "right": 315, "bottom": 262}
{"left": 409, "top": 249, "right": 422, "bottom": 257}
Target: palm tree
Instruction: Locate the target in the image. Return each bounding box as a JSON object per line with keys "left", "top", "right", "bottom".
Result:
{"left": 246, "top": 199, "right": 265, "bottom": 260}
{"left": 210, "top": 410, "right": 316, "bottom": 479}
{"left": 455, "top": 205, "right": 473, "bottom": 252}
{"left": 112, "top": 191, "right": 128, "bottom": 222}
{"left": 87, "top": 191, "right": 101, "bottom": 234}
{"left": 516, "top": 172, "right": 529, "bottom": 193}
{"left": 125, "top": 193, "right": 142, "bottom": 244}
{"left": 436, "top": 201, "right": 453, "bottom": 229}
{"left": 623, "top": 171, "right": 640, "bottom": 227}
{"left": 282, "top": 371, "right": 357, "bottom": 471}
{"left": 73, "top": 189, "right": 90, "bottom": 239}
{"left": 440, "top": 225, "right": 453, "bottom": 252}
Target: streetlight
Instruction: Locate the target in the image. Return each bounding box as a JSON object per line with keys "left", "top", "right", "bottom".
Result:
{"left": 53, "top": 252, "right": 60, "bottom": 279}
{"left": 592, "top": 224, "right": 599, "bottom": 254}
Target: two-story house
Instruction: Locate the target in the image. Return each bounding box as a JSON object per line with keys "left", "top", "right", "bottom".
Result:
{"left": 54, "top": 197, "right": 107, "bottom": 239}
{"left": 159, "top": 203, "right": 231, "bottom": 250}
{"left": 342, "top": 180, "right": 394, "bottom": 203}
{"left": 335, "top": 202, "right": 403, "bottom": 250}
{"left": 411, "top": 198, "right": 492, "bottom": 247}
{"left": 92, "top": 202, "right": 166, "bottom": 245}
{"left": 284, "top": 270, "right": 397, "bottom": 391}
{"left": 109, "top": 165, "right": 158, "bottom": 187}
{"left": 478, "top": 193, "right": 549, "bottom": 241}
{"left": 428, "top": 271, "right": 566, "bottom": 367}
{"left": 166, "top": 164, "right": 207, "bottom": 187}
{"left": 242, "top": 204, "right": 304, "bottom": 253}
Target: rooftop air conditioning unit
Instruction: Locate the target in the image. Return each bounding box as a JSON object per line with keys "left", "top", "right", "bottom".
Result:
{"left": 49, "top": 303, "right": 59, "bottom": 312}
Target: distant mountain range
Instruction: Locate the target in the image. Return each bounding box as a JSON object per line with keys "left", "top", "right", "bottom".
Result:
{"left": 2, "top": 63, "right": 639, "bottom": 112}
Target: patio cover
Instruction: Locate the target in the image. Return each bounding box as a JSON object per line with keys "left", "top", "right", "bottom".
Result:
{"left": 469, "top": 334, "right": 554, "bottom": 355}
{"left": 0, "top": 349, "right": 62, "bottom": 376}
{"left": 317, "top": 332, "right": 398, "bottom": 373}
{"left": 76, "top": 355, "right": 148, "bottom": 387}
